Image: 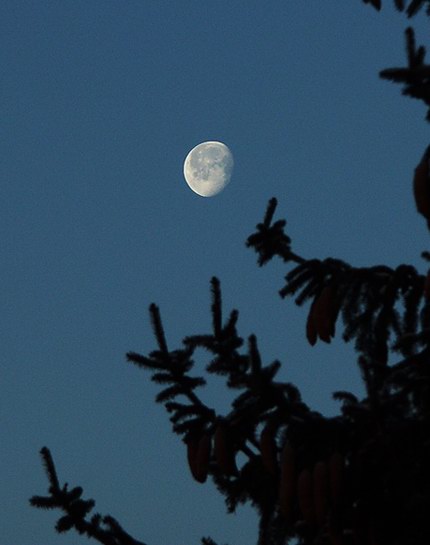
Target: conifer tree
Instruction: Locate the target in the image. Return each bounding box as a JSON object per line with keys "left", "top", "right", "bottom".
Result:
{"left": 30, "top": 2, "right": 430, "bottom": 545}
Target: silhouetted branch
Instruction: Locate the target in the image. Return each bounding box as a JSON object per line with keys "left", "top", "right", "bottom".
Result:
{"left": 246, "top": 198, "right": 298, "bottom": 266}
{"left": 380, "top": 27, "right": 430, "bottom": 120}
{"left": 30, "top": 448, "right": 147, "bottom": 545}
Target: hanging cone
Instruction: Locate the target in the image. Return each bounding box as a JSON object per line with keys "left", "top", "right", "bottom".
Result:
{"left": 186, "top": 433, "right": 212, "bottom": 483}
{"left": 313, "top": 460, "right": 329, "bottom": 527}
{"left": 307, "top": 285, "right": 339, "bottom": 345}
{"left": 259, "top": 421, "right": 278, "bottom": 476}
{"left": 306, "top": 299, "right": 318, "bottom": 346}
{"left": 213, "top": 421, "right": 238, "bottom": 476}
{"left": 297, "top": 468, "right": 315, "bottom": 526}
{"left": 329, "top": 451, "right": 344, "bottom": 510}
{"left": 278, "top": 442, "right": 295, "bottom": 520}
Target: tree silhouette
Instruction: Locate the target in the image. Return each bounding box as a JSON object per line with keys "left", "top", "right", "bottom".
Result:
{"left": 30, "top": 2, "right": 430, "bottom": 545}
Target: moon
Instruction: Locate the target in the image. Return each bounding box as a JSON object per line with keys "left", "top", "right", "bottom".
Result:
{"left": 183, "top": 141, "right": 234, "bottom": 197}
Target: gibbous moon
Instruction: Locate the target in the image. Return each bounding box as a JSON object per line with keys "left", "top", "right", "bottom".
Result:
{"left": 183, "top": 141, "right": 234, "bottom": 197}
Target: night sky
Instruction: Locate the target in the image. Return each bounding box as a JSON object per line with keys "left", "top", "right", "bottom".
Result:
{"left": 1, "top": 2, "right": 429, "bottom": 544}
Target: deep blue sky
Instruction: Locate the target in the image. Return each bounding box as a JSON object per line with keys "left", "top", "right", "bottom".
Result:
{"left": 1, "top": 2, "right": 429, "bottom": 544}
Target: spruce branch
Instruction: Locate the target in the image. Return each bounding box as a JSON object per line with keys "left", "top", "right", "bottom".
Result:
{"left": 126, "top": 276, "right": 344, "bottom": 527}
{"left": 127, "top": 302, "right": 215, "bottom": 439}
{"left": 246, "top": 198, "right": 299, "bottom": 266}
{"left": 30, "top": 448, "right": 147, "bottom": 545}
{"left": 380, "top": 27, "right": 430, "bottom": 120}
{"left": 248, "top": 199, "right": 426, "bottom": 365}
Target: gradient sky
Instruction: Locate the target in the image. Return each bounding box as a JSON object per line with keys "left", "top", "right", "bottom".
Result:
{"left": 2, "top": 2, "right": 429, "bottom": 545}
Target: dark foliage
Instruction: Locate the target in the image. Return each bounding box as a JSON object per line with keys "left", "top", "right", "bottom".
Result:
{"left": 123, "top": 255, "right": 430, "bottom": 545}
{"left": 31, "top": 3, "right": 430, "bottom": 545}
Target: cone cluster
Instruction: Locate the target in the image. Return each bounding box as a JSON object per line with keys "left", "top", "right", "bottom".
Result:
{"left": 186, "top": 420, "right": 238, "bottom": 484}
